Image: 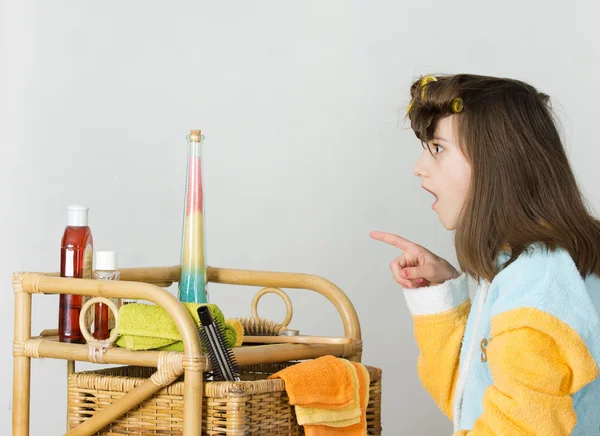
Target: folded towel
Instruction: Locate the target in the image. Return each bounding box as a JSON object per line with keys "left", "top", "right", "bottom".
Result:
{"left": 114, "top": 302, "right": 237, "bottom": 351}
{"left": 295, "top": 359, "right": 361, "bottom": 426}
{"left": 305, "top": 362, "right": 370, "bottom": 435}
{"left": 268, "top": 355, "right": 355, "bottom": 410}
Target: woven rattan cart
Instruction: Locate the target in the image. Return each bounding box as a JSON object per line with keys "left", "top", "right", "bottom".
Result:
{"left": 12, "top": 266, "right": 381, "bottom": 435}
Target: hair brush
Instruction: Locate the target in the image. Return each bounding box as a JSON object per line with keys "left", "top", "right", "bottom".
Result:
{"left": 197, "top": 305, "right": 240, "bottom": 381}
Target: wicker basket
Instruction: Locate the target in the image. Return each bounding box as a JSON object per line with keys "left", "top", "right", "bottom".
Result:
{"left": 68, "top": 363, "right": 382, "bottom": 435}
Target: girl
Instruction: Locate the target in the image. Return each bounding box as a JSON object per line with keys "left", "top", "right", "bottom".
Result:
{"left": 371, "top": 74, "right": 600, "bottom": 435}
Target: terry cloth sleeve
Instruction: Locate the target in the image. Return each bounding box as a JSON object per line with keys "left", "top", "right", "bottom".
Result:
{"left": 454, "top": 248, "right": 600, "bottom": 435}
{"left": 403, "top": 273, "right": 471, "bottom": 419}
{"left": 453, "top": 311, "right": 598, "bottom": 435}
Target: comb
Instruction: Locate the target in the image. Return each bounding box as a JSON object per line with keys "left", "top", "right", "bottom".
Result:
{"left": 197, "top": 305, "right": 240, "bottom": 381}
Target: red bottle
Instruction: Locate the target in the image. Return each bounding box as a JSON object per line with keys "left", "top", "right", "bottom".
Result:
{"left": 59, "top": 205, "right": 93, "bottom": 343}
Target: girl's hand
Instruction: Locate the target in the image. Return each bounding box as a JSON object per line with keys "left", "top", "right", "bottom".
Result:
{"left": 370, "top": 230, "right": 458, "bottom": 288}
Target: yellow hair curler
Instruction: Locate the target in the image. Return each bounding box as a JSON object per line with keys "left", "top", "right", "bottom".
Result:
{"left": 420, "top": 75, "right": 438, "bottom": 99}
{"left": 452, "top": 97, "right": 464, "bottom": 113}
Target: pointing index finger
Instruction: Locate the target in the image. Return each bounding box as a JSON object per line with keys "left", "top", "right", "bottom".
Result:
{"left": 370, "top": 231, "right": 418, "bottom": 251}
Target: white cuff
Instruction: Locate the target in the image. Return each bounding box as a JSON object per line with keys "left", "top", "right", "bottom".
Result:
{"left": 402, "top": 273, "right": 469, "bottom": 316}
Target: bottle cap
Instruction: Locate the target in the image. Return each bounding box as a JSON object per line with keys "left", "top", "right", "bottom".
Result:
{"left": 95, "top": 251, "right": 117, "bottom": 271}
{"left": 67, "top": 205, "right": 89, "bottom": 227}
{"left": 189, "top": 130, "right": 202, "bottom": 142}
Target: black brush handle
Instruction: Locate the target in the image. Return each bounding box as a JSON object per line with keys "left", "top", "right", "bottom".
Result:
{"left": 214, "top": 319, "right": 240, "bottom": 380}
{"left": 198, "top": 305, "right": 214, "bottom": 326}
{"left": 197, "top": 306, "right": 240, "bottom": 381}
{"left": 198, "top": 328, "right": 225, "bottom": 380}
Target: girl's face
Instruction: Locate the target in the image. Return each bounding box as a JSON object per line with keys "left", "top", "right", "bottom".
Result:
{"left": 413, "top": 115, "right": 471, "bottom": 230}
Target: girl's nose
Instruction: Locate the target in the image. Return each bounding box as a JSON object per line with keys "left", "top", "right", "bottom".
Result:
{"left": 413, "top": 152, "right": 429, "bottom": 177}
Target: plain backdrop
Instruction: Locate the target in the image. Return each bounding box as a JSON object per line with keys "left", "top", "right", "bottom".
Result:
{"left": 2, "top": 1, "right": 599, "bottom": 434}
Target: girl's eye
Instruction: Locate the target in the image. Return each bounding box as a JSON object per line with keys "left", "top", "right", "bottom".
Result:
{"left": 433, "top": 143, "right": 444, "bottom": 154}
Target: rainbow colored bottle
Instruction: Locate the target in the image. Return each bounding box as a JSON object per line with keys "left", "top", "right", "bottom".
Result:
{"left": 178, "top": 130, "right": 208, "bottom": 303}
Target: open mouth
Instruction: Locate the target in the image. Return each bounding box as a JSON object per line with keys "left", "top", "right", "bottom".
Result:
{"left": 422, "top": 186, "right": 438, "bottom": 208}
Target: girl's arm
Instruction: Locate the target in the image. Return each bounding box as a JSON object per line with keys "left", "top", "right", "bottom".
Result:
{"left": 454, "top": 308, "right": 598, "bottom": 435}
{"left": 404, "top": 273, "right": 470, "bottom": 419}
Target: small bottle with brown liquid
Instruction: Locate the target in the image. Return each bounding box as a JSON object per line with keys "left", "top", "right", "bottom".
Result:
{"left": 92, "top": 251, "right": 120, "bottom": 340}
{"left": 59, "top": 205, "right": 94, "bottom": 343}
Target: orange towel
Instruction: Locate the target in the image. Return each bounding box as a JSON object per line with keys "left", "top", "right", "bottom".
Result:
{"left": 269, "top": 355, "right": 355, "bottom": 410}
{"left": 295, "top": 359, "right": 362, "bottom": 426}
{"left": 305, "top": 362, "right": 369, "bottom": 435}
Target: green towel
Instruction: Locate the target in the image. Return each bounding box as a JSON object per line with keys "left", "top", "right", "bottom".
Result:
{"left": 115, "top": 302, "right": 237, "bottom": 352}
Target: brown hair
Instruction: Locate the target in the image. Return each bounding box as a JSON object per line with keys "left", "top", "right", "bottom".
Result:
{"left": 407, "top": 74, "right": 600, "bottom": 282}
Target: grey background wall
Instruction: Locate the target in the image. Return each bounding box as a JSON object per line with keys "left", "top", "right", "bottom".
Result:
{"left": 2, "top": 1, "right": 599, "bottom": 434}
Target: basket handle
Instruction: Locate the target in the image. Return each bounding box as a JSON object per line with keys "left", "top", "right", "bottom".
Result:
{"left": 251, "top": 287, "right": 293, "bottom": 328}
{"left": 78, "top": 297, "right": 120, "bottom": 363}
